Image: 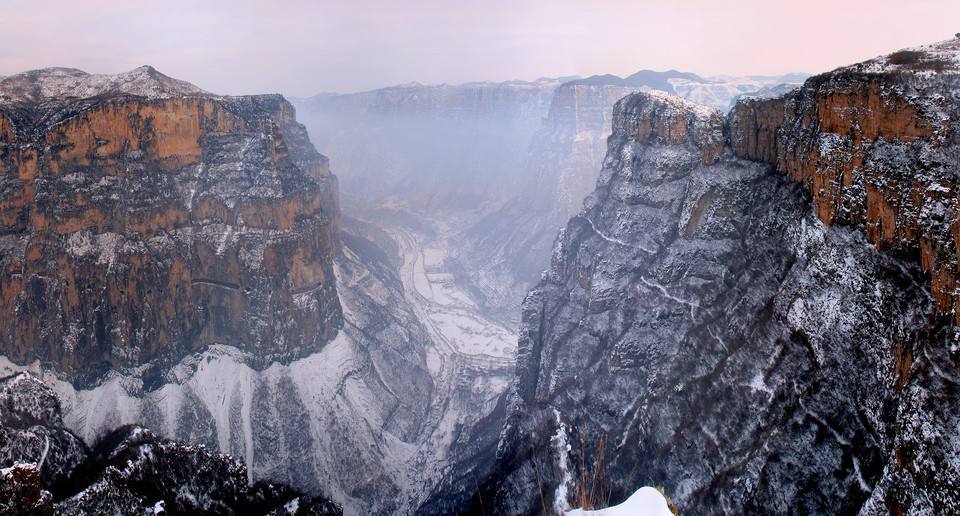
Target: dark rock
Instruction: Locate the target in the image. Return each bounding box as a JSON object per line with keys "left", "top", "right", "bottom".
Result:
{"left": 475, "top": 38, "right": 960, "bottom": 514}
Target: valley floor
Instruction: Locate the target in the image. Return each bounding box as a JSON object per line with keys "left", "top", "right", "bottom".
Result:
{"left": 0, "top": 207, "right": 520, "bottom": 514}
{"left": 387, "top": 218, "right": 517, "bottom": 363}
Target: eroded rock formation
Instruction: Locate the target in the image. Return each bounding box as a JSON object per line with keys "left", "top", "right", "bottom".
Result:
{"left": 729, "top": 37, "right": 960, "bottom": 324}
{"left": 473, "top": 37, "right": 960, "bottom": 515}
{"left": 0, "top": 66, "right": 341, "bottom": 386}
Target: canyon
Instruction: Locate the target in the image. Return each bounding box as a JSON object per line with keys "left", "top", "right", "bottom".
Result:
{"left": 0, "top": 30, "right": 957, "bottom": 516}
{"left": 0, "top": 66, "right": 512, "bottom": 514}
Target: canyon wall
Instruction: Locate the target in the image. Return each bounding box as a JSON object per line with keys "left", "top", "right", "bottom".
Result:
{"left": 0, "top": 67, "right": 342, "bottom": 387}
{"left": 729, "top": 38, "right": 960, "bottom": 325}
{"left": 0, "top": 66, "right": 514, "bottom": 514}
{"left": 293, "top": 79, "right": 560, "bottom": 211}
{"left": 474, "top": 37, "right": 960, "bottom": 515}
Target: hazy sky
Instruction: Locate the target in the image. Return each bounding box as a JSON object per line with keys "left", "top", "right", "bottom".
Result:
{"left": 1, "top": 0, "right": 958, "bottom": 97}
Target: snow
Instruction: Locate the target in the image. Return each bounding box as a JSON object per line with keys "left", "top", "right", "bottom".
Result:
{"left": 1, "top": 462, "right": 39, "bottom": 477}
{"left": 551, "top": 410, "right": 574, "bottom": 513}
{"left": 0, "top": 65, "right": 209, "bottom": 104}
{"left": 584, "top": 217, "right": 655, "bottom": 254}
{"left": 566, "top": 486, "right": 674, "bottom": 516}
{"left": 638, "top": 276, "right": 700, "bottom": 318}
{"left": 388, "top": 222, "right": 517, "bottom": 360}
{"left": 669, "top": 74, "right": 806, "bottom": 112}
{"left": 852, "top": 36, "right": 960, "bottom": 75}
{"left": 642, "top": 88, "right": 719, "bottom": 121}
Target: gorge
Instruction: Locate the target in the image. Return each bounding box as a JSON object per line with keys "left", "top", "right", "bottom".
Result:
{"left": 0, "top": 26, "right": 958, "bottom": 516}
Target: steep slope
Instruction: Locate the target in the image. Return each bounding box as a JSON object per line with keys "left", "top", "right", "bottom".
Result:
{"left": 292, "top": 73, "right": 808, "bottom": 330}
{"left": 2, "top": 217, "right": 513, "bottom": 514}
{"left": 0, "top": 66, "right": 341, "bottom": 387}
{"left": 452, "top": 82, "right": 642, "bottom": 324}
{"left": 453, "top": 74, "right": 808, "bottom": 325}
{"left": 0, "top": 66, "right": 513, "bottom": 514}
{"left": 475, "top": 38, "right": 960, "bottom": 515}
{"left": 0, "top": 372, "right": 340, "bottom": 514}
{"left": 729, "top": 36, "right": 960, "bottom": 325}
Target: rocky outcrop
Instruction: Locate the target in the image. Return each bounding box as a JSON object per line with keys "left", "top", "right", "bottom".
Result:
{"left": 0, "top": 372, "right": 340, "bottom": 514}
{"left": 0, "top": 67, "right": 341, "bottom": 387}
{"left": 473, "top": 40, "right": 960, "bottom": 514}
{"left": 567, "top": 70, "right": 806, "bottom": 111}
{"left": 729, "top": 37, "right": 960, "bottom": 324}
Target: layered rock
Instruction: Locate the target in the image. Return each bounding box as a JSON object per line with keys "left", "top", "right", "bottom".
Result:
{"left": 453, "top": 74, "right": 807, "bottom": 325}
{"left": 729, "top": 37, "right": 960, "bottom": 325}
{"left": 1, "top": 216, "right": 514, "bottom": 514}
{"left": 473, "top": 47, "right": 958, "bottom": 513}
{"left": 0, "top": 66, "right": 341, "bottom": 386}
{"left": 0, "top": 372, "right": 340, "bottom": 514}
{"left": 292, "top": 72, "right": 807, "bottom": 332}
{"left": 0, "top": 66, "right": 517, "bottom": 514}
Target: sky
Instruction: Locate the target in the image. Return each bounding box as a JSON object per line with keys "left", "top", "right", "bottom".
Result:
{"left": 0, "top": 0, "right": 958, "bottom": 97}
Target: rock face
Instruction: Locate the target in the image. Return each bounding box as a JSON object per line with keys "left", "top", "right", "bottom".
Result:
{"left": 473, "top": 39, "right": 960, "bottom": 515}
{"left": 454, "top": 83, "right": 642, "bottom": 324}
{"left": 0, "top": 372, "right": 341, "bottom": 515}
{"left": 0, "top": 66, "right": 341, "bottom": 387}
{"left": 729, "top": 37, "right": 960, "bottom": 325}
{"left": 292, "top": 73, "right": 807, "bottom": 330}
{"left": 453, "top": 74, "right": 807, "bottom": 325}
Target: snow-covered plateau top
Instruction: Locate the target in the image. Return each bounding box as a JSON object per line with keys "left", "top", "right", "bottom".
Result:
{"left": 0, "top": 65, "right": 209, "bottom": 104}
{"left": 848, "top": 35, "right": 960, "bottom": 75}
{"left": 641, "top": 88, "right": 721, "bottom": 121}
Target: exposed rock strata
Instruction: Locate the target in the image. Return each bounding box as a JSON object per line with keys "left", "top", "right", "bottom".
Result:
{"left": 0, "top": 67, "right": 341, "bottom": 386}
{"left": 474, "top": 40, "right": 960, "bottom": 514}
{"left": 729, "top": 37, "right": 960, "bottom": 324}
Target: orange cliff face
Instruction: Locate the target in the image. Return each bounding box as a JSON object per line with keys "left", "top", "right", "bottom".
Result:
{"left": 729, "top": 38, "right": 960, "bottom": 324}
{"left": 0, "top": 67, "right": 341, "bottom": 386}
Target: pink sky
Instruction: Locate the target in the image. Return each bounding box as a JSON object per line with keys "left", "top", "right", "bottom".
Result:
{"left": 0, "top": 0, "right": 957, "bottom": 96}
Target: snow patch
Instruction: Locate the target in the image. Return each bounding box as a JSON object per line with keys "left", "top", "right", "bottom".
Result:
{"left": 566, "top": 486, "right": 674, "bottom": 516}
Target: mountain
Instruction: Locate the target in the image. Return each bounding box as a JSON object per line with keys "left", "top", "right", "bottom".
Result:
{"left": 0, "top": 66, "right": 512, "bottom": 514}
{"left": 566, "top": 69, "right": 707, "bottom": 90}
{"left": 452, "top": 82, "right": 645, "bottom": 324}
{"left": 0, "top": 65, "right": 342, "bottom": 387}
{"left": 293, "top": 71, "right": 807, "bottom": 329}
{"left": 470, "top": 36, "right": 960, "bottom": 514}
{"left": 566, "top": 70, "right": 807, "bottom": 111}
{"left": 292, "top": 78, "right": 561, "bottom": 211}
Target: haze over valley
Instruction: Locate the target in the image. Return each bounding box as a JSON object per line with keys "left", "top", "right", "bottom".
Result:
{"left": 1, "top": 2, "right": 960, "bottom": 515}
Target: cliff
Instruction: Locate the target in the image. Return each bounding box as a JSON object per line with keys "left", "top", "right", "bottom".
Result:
{"left": 0, "top": 66, "right": 514, "bottom": 514}
{"left": 0, "top": 66, "right": 342, "bottom": 387}
{"left": 729, "top": 37, "right": 960, "bottom": 325}
{"left": 475, "top": 37, "right": 960, "bottom": 515}
{"left": 453, "top": 82, "right": 643, "bottom": 324}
